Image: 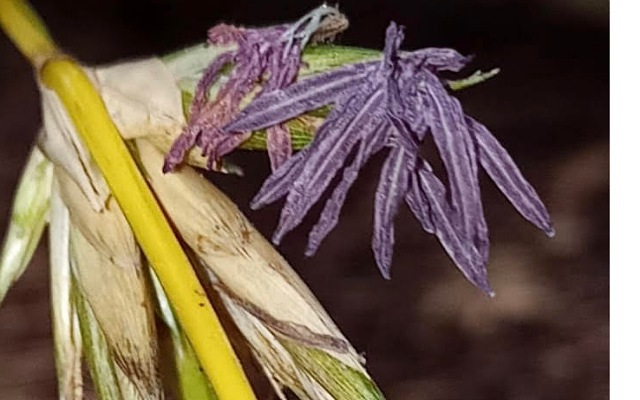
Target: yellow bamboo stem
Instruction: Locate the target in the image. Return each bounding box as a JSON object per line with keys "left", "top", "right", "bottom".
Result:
{"left": 0, "top": 1, "right": 256, "bottom": 399}
{"left": 0, "top": 0, "right": 58, "bottom": 65}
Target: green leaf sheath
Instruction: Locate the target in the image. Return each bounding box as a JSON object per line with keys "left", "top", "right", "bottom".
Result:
{"left": 284, "top": 341, "right": 385, "bottom": 400}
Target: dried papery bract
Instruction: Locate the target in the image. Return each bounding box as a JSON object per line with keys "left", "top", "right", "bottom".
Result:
{"left": 69, "top": 225, "right": 163, "bottom": 400}
{"left": 0, "top": 146, "right": 52, "bottom": 304}
{"left": 92, "top": 58, "right": 186, "bottom": 142}
{"left": 73, "top": 276, "right": 125, "bottom": 400}
{"left": 49, "top": 184, "right": 83, "bottom": 400}
{"left": 136, "top": 138, "right": 384, "bottom": 400}
{"left": 39, "top": 84, "right": 110, "bottom": 211}
{"left": 56, "top": 168, "right": 164, "bottom": 400}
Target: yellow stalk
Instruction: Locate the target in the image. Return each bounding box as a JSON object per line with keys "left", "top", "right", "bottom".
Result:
{"left": 0, "top": 1, "right": 255, "bottom": 398}
{"left": 0, "top": 0, "right": 58, "bottom": 65}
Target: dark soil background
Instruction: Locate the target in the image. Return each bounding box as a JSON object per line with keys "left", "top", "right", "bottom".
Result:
{"left": 0, "top": 0, "right": 609, "bottom": 399}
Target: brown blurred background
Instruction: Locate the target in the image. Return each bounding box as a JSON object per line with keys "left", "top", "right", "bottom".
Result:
{"left": 0, "top": 0, "right": 609, "bottom": 399}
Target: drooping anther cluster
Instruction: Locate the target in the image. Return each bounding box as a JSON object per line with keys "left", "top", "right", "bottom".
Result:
{"left": 166, "top": 11, "right": 554, "bottom": 294}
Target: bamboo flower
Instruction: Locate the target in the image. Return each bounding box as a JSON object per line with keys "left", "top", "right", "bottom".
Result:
{"left": 1, "top": 1, "right": 389, "bottom": 399}
{"left": 1, "top": 1, "right": 552, "bottom": 399}
{"left": 223, "top": 22, "right": 554, "bottom": 293}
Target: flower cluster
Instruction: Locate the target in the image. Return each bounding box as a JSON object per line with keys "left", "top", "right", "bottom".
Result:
{"left": 163, "top": 5, "right": 348, "bottom": 172}
{"left": 222, "top": 23, "right": 554, "bottom": 293}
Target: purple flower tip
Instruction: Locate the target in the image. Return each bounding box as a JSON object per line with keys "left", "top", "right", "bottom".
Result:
{"left": 223, "top": 21, "right": 554, "bottom": 294}
{"left": 163, "top": 6, "right": 349, "bottom": 173}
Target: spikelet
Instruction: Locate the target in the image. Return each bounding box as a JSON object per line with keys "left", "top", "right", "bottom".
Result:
{"left": 135, "top": 138, "right": 384, "bottom": 400}
{"left": 56, "top": 167, "right": 164, "bottom": 400}
{"left": 1, "top": 37, "right": 395, "bottom": 400}
{"left": 0, "top": 145, "right": 52, "bottom": 304}
{"left": 49, "top": 183, "right": 83, "bottom": 399}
